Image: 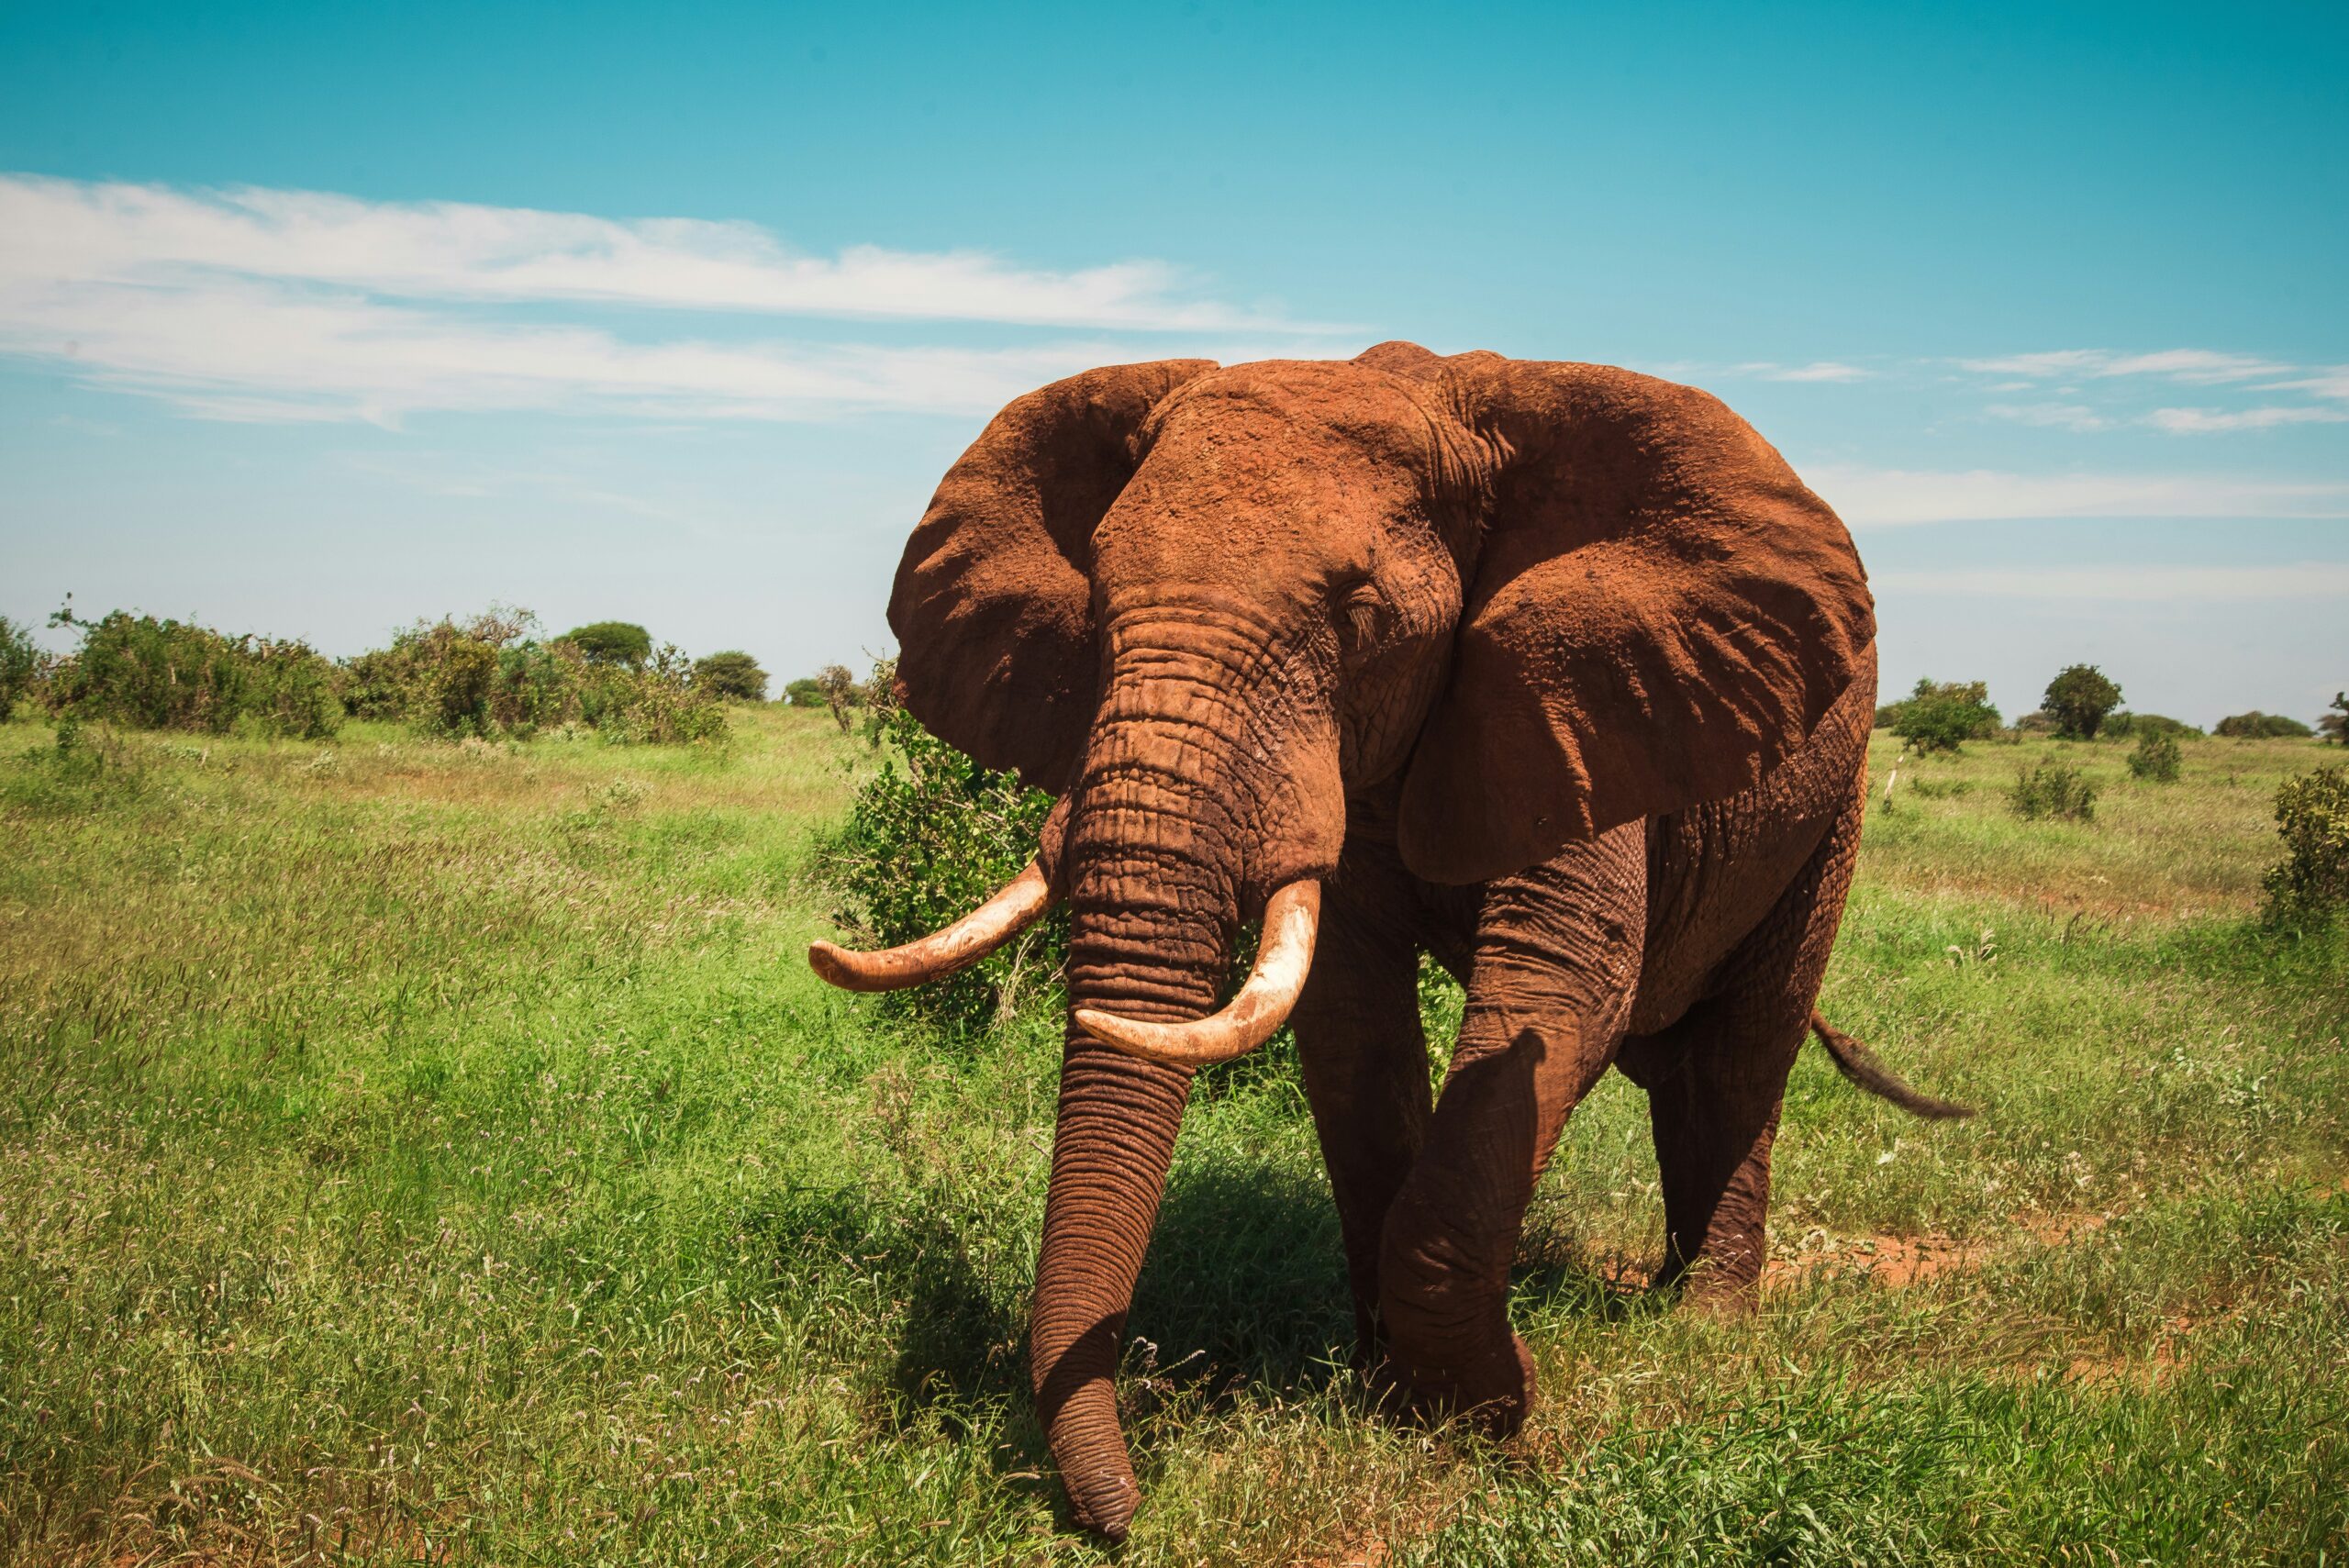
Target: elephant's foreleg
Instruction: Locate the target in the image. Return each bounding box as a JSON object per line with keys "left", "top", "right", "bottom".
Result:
{"left": 1375, "top": 834, "right": 1645, "bottom": 1432}
{"left": 1289, "top": 854, "right": 1431, "bottom": 1373}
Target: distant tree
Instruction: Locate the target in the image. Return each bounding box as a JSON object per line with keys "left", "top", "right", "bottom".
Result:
{"left": 814, "top": 664, "right": 860, "bottom": 732}
{"left": 2215, "top": 711, "right": 2315, "bottom": 740}
{"left": 2043, "top": 664, "right": 2123, "bottom": 740}
{"left": 1889, "top": 678, "right": 2001, "bottom": 754}
{"left": 693, "top": 651, "right": 769, "bottom": 702}
{"left": 0, "top": 615, "right": 38, "bottom": 713}
{"left": 2321, "top": 692, "right": 2348, "bottom": 747}
{"left": 562, "top": 621, "right": 652, "bottom": 669}
{"left": 784, "top": 677, "right": 827, "bottom": 708}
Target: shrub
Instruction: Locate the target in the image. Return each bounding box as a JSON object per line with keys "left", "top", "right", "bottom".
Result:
{"left": 2014, "top": 709, "right": 2058, "bottom": 735}
{"left": 343, "top": 609, "right": 576, "bottom": 737}
{"left": 0, "top": 616, "right": 39, "bottom": 715}
{"left": 825, "top": 704, "right": 1063, "bottom": 1032}
{"left": 579, "top": 644, "right": 728, "bottom": 745}
{"left": 814, "top": 664, "right": 861, "bottom": 733}
{"left": 2261, "top": 765, "right": 2349, "bottom": 927}
{"left": 44, "top": 608, "right": 340, "bottom": 740}
{"left": 693, "top": 651, "right": 769, "bottom": 702}
{"left": 2128, "top": 730, "right": 2181, "bottom": 783}
{"left": 2215, "top": 710, "right": 2314, "bottom": 740}
{"left": 784, "top": 677, "right": 827, "bottom": 708}
{"left": 562, "top": 620, "right": 652, "bottom": 669}
{"left": 1888, "top": 678, "right": 2002, "bottom": 754}
{"left": 2009, "top": 762, "right": 2097, "bottom": 822}
{"left": 2042, "top": 664, "right": 2123, "bottom": 740}
{"left": 343, "top": 609, "right": 723, "bottom": 744}
{"left": 2105, "top": 711, "right": 2200, "bottom": 740}
{"left": 2321, "top": 693, "right": 2347, "bottom": 746}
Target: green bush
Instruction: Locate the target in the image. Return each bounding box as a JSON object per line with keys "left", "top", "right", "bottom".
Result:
{"left": 2043, "top": 664, "right": 2123, "bottom": 740}
{"left": 2321, "top": 693, "right": 2347, "bottom": 746}
{"left": 825, "top": 704, "right": 1062, "bottom": 1032}
{"left": 1888, "top": 678, "right": 2001, "bottom": 754}
{"left": 2009, "top": 762, "right": 2097, "bottom": 822}
{"left": 579, "top": 644, "right": 728, "bottom": 745}
{"left": 2215, "top": 711, "right": 2314, "bottom": 740}
{"left": 2128, "top": 730, "right": 2182, "bottom": 783}
{"left": 44, "top": 609, "right": 340, "bottom": 740}
{"left": 2105, "top": 711, "right": 2200, "bottom": 740}
{"left": 693, "top": 651, "right": 769, "bottom": 702}
{"left": 344, "top": 609, "right": 723, "bottom": 744}
{"left": 784, "top": 677, "right": 827, "bottom": 708}
{"left": 2261, "top": 765, "right": 2349, "bottom": 927}
{"left": 0, "top": 616, "right": 39, "bottom": 715}
{"left": 562, "top": 620, "right": 653, "bottom": 669}
{"left": 343, "top": 609, "right": 574, "bottom": 737}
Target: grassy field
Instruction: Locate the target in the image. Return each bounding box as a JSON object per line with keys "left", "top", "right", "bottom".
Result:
{"left": 2, "top": 709, "right": 2344, "bottom": 1564}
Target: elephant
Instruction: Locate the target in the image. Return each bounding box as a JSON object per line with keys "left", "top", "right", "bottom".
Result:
{"left": 808, "top": 341, "right": 1968, "bottom": 1540}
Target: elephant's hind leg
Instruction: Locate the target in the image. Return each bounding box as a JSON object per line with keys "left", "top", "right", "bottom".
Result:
{"left": 1636, "top": 781, "right": 1867, "bottom": 1306}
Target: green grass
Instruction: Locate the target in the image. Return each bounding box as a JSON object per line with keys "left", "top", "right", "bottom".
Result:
{"left": 2, "top": 714, "right": 2343, "bottom": 1564}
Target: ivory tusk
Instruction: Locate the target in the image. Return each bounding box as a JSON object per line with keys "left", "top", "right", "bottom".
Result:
{"left": 808, "top": 861, "right": 1053, "bottom": 992}
{"left": 1076, "top": 881, "right": 1320, "bottom": 1069}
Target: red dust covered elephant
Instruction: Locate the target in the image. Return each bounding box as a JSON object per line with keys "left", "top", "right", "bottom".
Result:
{"left": 809, "top": 343, "right": 1966, "bottom": 1540}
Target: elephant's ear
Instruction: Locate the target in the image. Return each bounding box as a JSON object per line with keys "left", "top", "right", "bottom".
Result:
{"left": 1397, "top": 359, "right": 1874, "bottom": 884}
{"left": 888, "top": 360, "right": 1216, "bottom": 793}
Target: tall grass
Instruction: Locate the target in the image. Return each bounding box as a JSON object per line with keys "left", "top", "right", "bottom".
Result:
{"left": 1, "top": 715, "right": 2342, "bottom": 1563}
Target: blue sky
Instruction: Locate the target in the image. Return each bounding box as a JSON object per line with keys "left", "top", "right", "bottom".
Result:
{"left": 2, "top": 1, "right": 2343, "bottom": 724}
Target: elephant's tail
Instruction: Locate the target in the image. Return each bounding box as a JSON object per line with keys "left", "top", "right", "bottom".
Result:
{"left": 1809, "top": 1011, "right": 1975, "bottom": 1120}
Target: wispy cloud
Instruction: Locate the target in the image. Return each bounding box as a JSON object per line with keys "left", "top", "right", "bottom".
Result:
{"left": 1736, "top": 360, "right": 1873, "bottom": 383}
{"left": 1873, "top": 562, "right": 2349, "bottom": 601}
{"left": 1804, "top": 462, "right": 2349, "bottom": 526}
{"left": 2146, "top": 405, "right": 2349, "bottom": 434}
{"left": 2263, "top": 366, "right": 2349, "bottom": 402}
{"left": 0, "top": 173, "right": 1344, "bottom": 424}
{"left": 0, "top": 173, "right": 1328, "bottom": 332}
{"left": 1958, "top": 348, "right": 2291, "bottom": 384}
{"left": 1983, "top": 402, "right": 2111, "bottom": 432}
{"left": 1957, "top": 346, "right": 2347, "bottom": 437}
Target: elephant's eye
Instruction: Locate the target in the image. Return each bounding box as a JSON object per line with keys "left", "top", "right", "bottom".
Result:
{"left": 1341, "top": 582, "right": 1386, "bottom": 646}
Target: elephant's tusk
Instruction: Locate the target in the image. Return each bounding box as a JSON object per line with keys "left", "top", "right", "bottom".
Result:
{"left": 1076, "top": 881, "right": 1320, "bottom": 1069}
{"left": 808, "top": 861, "right": 1054, "bottom": 992}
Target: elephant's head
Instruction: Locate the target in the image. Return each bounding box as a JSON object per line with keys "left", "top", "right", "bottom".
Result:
{"left": 809, "top": 342, "right": 1872, "bottom": 1538}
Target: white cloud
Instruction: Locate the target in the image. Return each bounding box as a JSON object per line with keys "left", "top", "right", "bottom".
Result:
{"left": 2261, "top": 366, "right": 2349, "bottom": 402}
{"left": 1734, "top": 360, "right": 1873, "bottom": 383}
{"left": 1959, "top": 348, "right": 2292, "bottom": 384}
{"left": 1804, "top": 462, "right": 2349, "bottom": 526}
{"left": 0, "top": 173, "right": 1330, "bottom": 332}
{"left": 2146, "top": 405, "right": 2349, "bottom": 434}
{"left": 0, "top": 172, "right": 1347, "bottom": 423}
{"left": 6, "top": 270, "right": 1171, "bottom": 424}
{"left": 1873, "top": 562, "right": 2349, "bottom": 601}
{"left": 1984, "top": 402, "right": 2110, "bottom": 431}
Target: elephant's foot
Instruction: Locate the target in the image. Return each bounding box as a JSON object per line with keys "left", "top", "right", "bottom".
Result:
{"left": 1651, "top": 1252, "right": 1764, "bottom": 1315}
{"left": 1387, "top": 1330, "right": 1538, "bottom": 1437}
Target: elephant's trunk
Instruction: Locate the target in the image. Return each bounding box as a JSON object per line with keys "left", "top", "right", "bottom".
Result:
{"left": 1033, "top": 835, "right": 1229, "bottom": 1540}
{"left": 1031, "top": 612, "right": 1330, "bottom": 1540}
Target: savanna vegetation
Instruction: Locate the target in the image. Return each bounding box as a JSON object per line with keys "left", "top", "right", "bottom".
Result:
{"left": 3, "top": 685, "right": 2345, "bottom": 1563}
